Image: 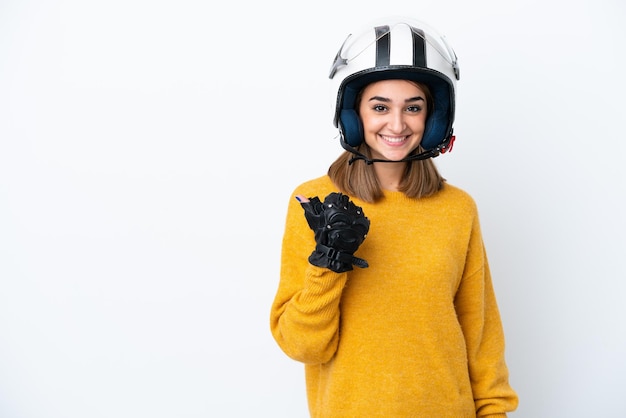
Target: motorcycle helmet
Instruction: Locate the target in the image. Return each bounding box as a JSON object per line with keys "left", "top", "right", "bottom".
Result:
{"left": 329, "top": 17, "right": 460, "bottom": 159}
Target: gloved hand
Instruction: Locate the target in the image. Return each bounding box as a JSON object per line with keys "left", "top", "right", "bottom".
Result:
{"left": 299, "top": 192, "right": 370, "bottom": 273}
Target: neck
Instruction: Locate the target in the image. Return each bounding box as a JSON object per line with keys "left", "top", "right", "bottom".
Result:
{"left": 373, "top": 161, "right": 407, "bottom": 191}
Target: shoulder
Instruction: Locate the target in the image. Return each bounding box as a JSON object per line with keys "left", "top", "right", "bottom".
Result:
{"left": 440, "top": 182, "right": 476, "bottom": 204}
{"left": 435, "top": 182, "right": 479, "bottom": 217}
{"left": 291, "top": 175, "right": 337, "bottom": 199}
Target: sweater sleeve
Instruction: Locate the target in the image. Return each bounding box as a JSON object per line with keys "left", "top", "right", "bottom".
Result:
{"left": 454, "top": 215, "right": 519, "bottom": 417}
{"left": 269, "top": 192, "right": 347, "bottom": 365}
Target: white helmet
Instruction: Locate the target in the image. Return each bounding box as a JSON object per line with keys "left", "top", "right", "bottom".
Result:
{"left": 329, "top": 17, "right": 460, "bottom": 158}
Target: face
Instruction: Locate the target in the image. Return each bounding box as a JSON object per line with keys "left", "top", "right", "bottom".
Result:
{"left": 358, "top": 79, "right": 428, "bottom": 162}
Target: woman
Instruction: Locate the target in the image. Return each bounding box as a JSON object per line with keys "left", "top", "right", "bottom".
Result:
{"left": 270, "top": 17, "right": 518, "bottom": 417}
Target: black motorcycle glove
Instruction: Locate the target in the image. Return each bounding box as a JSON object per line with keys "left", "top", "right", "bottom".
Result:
{"left": 300, "top": 192, "right": 370, "bottom": 273}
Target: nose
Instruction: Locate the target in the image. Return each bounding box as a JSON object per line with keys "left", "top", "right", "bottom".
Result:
{"left": 387, "top": 110, "right": 406, "bottom": 133}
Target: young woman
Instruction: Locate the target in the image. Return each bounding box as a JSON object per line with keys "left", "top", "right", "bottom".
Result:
{"left": 270, "top": 17, "right": 518, "bottom": 417}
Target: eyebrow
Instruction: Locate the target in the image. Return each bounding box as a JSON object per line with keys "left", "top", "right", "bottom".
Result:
{"left": 367, "top": 96, "right": 425, "bottom": 103}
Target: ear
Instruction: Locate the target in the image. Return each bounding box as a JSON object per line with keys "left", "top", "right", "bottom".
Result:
{"left": 339, "top": 109, "right": 364, "bottom": 147}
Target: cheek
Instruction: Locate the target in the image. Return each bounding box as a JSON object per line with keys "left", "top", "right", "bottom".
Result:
{"left": 360, "top": 113, "right": 382, "bottom": 132}
{"left": 411, "top": 114, "right": 428, "bottom": 131}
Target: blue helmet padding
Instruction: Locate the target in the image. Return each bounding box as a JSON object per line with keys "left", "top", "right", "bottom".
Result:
{"left": 337, "top": 67, "right": 454, "bottom": 150}
{"left": 339, "top": 109, "right": 363, "bottom": 147}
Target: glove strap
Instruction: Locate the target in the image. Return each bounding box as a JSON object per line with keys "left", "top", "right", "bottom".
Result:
{"left": 316, "top": 244, "right": 369, "bottom": 269}
{"left": 351, "top": 256, "right": 369, "bottom": 269}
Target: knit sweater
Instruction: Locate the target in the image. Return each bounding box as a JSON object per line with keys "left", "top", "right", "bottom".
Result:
{"left": 270, "top": 175, "right": 518, "bottom": 418}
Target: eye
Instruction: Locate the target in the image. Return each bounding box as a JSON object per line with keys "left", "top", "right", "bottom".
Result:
{"left": 406, "top": 105, "right": 423, "bottom": 113}
{"left": 372, "top": 104, "right": 388, "bottom": 112}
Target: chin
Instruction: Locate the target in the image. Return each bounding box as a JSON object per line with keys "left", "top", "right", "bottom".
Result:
{"left": 380, "top": 153, "right": 412, "bottom": 162}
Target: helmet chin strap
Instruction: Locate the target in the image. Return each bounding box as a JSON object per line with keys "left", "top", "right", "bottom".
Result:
{"left": 339, "top": 133, "right": 454, "bottom": 165}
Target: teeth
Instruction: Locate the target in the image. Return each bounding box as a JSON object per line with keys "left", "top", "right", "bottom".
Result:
{"left": 381, "top": 135, "right": 406, "bottom": 143}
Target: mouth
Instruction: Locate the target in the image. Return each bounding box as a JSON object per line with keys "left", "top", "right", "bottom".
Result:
{"left": 379, "top": 134, "right": 409, "bottom": 145}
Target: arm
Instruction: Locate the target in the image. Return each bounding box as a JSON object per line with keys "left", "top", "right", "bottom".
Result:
{"left": 269, "top": 194, "right": 346, "bottom": 364}
{"left": 454, "top": 217, "right": 519, "bottom": 417}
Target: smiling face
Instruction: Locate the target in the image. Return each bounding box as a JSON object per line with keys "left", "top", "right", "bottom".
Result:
{"left": 357, "top": 79, "right": 429, "bottom": 162}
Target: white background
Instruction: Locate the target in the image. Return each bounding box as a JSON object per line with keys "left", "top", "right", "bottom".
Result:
{"left": 1, "top": 0, "right": 625, "bottom": 417}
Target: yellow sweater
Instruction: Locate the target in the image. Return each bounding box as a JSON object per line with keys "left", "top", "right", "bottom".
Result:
{"left": 270, "top": 175, "right": 518, "bottom": 418}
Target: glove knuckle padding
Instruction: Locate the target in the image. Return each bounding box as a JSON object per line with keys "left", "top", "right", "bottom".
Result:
{"left": 300, "top": 192, "right": 370, "bottom": 273}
